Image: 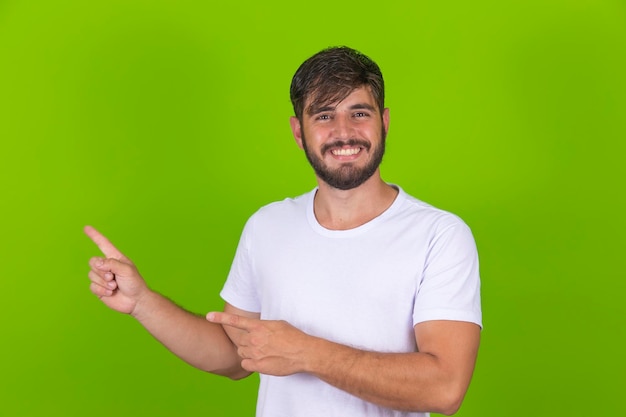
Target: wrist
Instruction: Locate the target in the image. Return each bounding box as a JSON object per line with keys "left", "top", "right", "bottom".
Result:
{"left": 305, "top": 338, "right": 364, "bottom": 381}
{"left": 130, "top": 287, "right": 157, "bottom": 321}
{"left": 302, "top": 336, "right": 334, "bottom": 375}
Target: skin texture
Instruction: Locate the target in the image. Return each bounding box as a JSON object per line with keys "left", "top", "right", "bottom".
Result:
{"left": 86, "top": 86, "right": 481, "bottom": 414}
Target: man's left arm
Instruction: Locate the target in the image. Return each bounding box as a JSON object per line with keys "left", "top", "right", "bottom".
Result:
{"left": 206, "top": 313, "right": 480, "bottom": 415}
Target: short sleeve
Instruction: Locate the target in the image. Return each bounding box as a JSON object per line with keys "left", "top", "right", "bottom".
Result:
{"left": 413, "top": 219, "right": 482, "bottom": 328}
{"left": 220, "top": 216, "right": 262, "bottom": 313}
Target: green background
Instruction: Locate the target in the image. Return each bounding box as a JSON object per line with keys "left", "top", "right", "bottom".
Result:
{"left": 1, "top": 0, "right": 625, "bottom": 415}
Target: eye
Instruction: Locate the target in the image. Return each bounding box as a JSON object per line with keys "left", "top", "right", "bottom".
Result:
{"left": 354, "top": 111, "right": 369, "bottom": 118}
{"left": 316, "top": 114, "right": 331, "bottom": 121}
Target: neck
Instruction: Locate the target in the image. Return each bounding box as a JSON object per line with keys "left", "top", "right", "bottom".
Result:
{"left": 314, "top": 172, "right": 398, "bottom": 230}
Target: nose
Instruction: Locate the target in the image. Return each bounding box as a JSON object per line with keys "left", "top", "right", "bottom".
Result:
{"left": 333, "top": 114, "right": 355, "bottom": 139}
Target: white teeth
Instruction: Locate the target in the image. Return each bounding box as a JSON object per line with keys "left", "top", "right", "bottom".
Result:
{"left": 331, "top": 148, "right": 360, "bottom": 156}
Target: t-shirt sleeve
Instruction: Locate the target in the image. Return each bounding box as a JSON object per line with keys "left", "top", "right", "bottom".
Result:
{"left": 220, "top": 216, "right": 262, "bottom": 313}
{"left": 413, "top": 218, "right": 482, "bottom": 328}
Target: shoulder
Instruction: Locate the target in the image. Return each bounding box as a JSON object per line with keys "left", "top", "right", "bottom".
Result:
{"left": 252, "top": 189, "right": 313, "bottom": 219}
{"left": 395, "top": 187, "right": 471, "bottom": 233}
{"left": 239, "top": 189, "right": 315, "bottom": 236}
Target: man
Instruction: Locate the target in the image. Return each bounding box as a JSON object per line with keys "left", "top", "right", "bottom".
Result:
{"left": 86, "top": 46, "right": 482, "bottom": 416}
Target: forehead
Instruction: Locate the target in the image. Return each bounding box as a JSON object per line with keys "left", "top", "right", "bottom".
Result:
{"left": 305, "top": 86, "right": 377, "bottom": 114}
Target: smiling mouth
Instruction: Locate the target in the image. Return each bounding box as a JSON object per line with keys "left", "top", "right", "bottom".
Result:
{"left": 331, "top": 147, "right": 362, "bottom": 156}
{"left": 322, "top": 139, "right": 371, "bottom": 156}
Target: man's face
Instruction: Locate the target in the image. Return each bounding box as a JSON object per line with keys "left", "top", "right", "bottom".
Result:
{"left": 292, "top": 87, "right": 389, "bottom": 190}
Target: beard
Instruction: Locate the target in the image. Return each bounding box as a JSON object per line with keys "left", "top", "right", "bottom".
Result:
{"left": 301, "top": 127, "right": 386, "bottom": 190}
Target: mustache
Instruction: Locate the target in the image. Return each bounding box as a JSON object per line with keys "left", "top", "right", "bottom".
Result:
{"left": 321, "top": 139, "right": 371, "bottom": 155}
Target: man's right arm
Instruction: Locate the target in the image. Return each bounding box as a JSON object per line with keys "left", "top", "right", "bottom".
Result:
{"left": 85, "top": 225, "right": 250, "bottom": 380}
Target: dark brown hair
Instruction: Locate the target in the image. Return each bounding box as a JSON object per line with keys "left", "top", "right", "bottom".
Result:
{"left": 290, "top": 46, "right": 385, "bottom": 121}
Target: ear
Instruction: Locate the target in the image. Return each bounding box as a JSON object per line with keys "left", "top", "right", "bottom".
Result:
{"left": 290, "top": 116, "right": 304, "bottom": 149}
{"left": 382, "top": 107, "right": 390, "bottom": 136}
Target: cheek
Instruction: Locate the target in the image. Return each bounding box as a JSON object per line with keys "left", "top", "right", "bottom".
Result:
{"left": 302, "top": 128, "right": 326, "bottom": 146}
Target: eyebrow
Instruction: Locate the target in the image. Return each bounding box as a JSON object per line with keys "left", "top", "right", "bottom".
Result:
{"left": 349, "top": 103, "right": 377, "bottom": 112}
{"left": 308, "top": 102, "right": 377, "bottom": 116}
{"left": 310, "top": 105, "right": 336, "bottom": 115}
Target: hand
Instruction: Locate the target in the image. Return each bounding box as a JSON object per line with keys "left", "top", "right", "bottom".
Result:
{"left": 206, "top": 312, "right": 314, "bottom": 376}
{"left": 84, "top": 225, "right": 149, "bottom": 316}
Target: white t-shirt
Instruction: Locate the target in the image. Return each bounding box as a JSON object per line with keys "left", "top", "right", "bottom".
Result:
{"left": 221, "top": 186, "right": 482, "bottom": 417}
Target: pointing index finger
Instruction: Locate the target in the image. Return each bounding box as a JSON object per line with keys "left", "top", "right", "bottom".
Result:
{"left": 84, "top": 225, "right": 126, "bottom": 259}
{"left": 207, "top": 312, "right": 254, "bottom": 331}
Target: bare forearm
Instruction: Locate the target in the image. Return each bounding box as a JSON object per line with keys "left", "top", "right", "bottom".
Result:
{"left": 84, "top": 227, "right": 248, "bottom": 379}
{"left": 132, "top": 290, "right": 248, "bottom": 379}
{"left": 306, "top": 339, "right": 469, "bottom": 415}
{"left": 205, "top": 313, "right": 479, "bottom": 413}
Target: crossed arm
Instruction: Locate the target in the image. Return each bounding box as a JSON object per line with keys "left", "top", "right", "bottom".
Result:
{"left": 86, "top": 225, "right": 480, "bottom": 414}
{"left": 209, "top": 307, "right": 480, "bottom": 415}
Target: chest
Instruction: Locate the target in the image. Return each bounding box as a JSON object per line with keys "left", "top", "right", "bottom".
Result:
{"left": 252, "top": 230, "right": 427, "bottom": 351}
